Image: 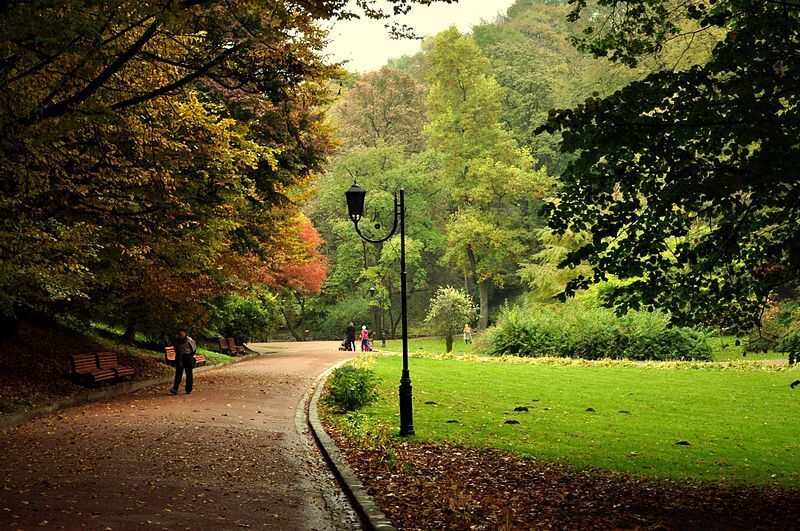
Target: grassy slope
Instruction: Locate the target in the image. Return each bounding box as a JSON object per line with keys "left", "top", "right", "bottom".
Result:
{"left": 361, "top": 356, "right": 800, "bottom": 486}
{"left": 92, "top": 322, "right": 236, "bottom": 364}
{"left": 382, "top": 335, "right": 786, "bottom": 362}
{"left": 706, "top": 335, "right": 781, "bottom": 361}
{"left": 0, "top": 321, "right": 171, "bottom": 412}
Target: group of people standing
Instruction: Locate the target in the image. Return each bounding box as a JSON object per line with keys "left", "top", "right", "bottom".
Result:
{"left": 345, "top": 322, "right": 372, "bottom": 352}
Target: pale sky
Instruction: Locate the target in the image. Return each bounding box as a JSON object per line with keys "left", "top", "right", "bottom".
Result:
{"left": 323, "top": 0, "right": 517, "bottom": 72}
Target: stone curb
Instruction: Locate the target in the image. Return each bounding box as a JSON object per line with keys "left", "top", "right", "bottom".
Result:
{"left": 0, "top": 348, "right": 263, "bottom": 431}
{"left": 307, "top": 360, "right": 398, "bottom": 531}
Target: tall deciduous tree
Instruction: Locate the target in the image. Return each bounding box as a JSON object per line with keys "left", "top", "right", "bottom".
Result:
{"left": 331, "top": 66, "right": 428, "bottom": 152}
{"left": 311, "top": 143, "right": 443, "bottom": 336}
{"left": 425, "top": 26, "right": 550, "bottom": 328}
{"left": 0, "top": 0, "right": 450, "bottom": 335}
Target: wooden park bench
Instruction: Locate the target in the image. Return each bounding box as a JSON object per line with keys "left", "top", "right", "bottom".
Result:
{"left": 226, "top": 337, "right": 246, "bottom": 354}
{"left": 69, "top": 353, "right": 116, "bottom": 386}
{"left": 69, "top": 352, "right": 133, "bottom": 386}
{"left": 96, "top": 351, "right": 135, "bottom": 379}
{"left": 218, "top": 338, "right": 232, "bottom": 354}
{"left": 164, "top": 345, "right": 207, "bottom": 367}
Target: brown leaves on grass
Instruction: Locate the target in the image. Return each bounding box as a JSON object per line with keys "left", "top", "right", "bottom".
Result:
{"left": 0, "top": 321, "right": 168, "bottom": 412}
{"left": 328, "top": 427, "right": 798, "bottom": 530}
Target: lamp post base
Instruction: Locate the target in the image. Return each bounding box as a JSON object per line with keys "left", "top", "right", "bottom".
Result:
{"left": 399, "top": 372, "right": 414, "bottom": 436}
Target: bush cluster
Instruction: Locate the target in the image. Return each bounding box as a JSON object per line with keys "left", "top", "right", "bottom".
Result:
{"left": 323, "top": 364, "right": 379, "bottom": 412}
{"left": 487, "top": 303, "right": 712, "bottom": 361}
{"left": 317, "top": 297, "right": 372, "bottom": 340}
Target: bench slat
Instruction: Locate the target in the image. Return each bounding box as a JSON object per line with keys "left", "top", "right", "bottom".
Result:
{"left": 96, "top": 351, "right": 134, "bottom": 379}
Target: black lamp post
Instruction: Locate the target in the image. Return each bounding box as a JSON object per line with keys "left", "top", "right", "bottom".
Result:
{"left": 345, "top": 182, "right": 414, "bottom": 436}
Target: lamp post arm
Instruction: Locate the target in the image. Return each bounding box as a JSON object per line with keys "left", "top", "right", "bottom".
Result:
{"left": 351, "top": 192, "right": 400, "bottom": 244}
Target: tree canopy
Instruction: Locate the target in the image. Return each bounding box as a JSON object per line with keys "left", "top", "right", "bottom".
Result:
{"left": 0, "top": 0, "right": 452, "bottom": 336}
{"left": 543, "top": 0, "right": 799, "bottom": 330}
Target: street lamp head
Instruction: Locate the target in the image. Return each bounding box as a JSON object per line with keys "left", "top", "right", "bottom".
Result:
{"left": 369, "top": 286, "right": 376, "bottom": 298}
{"left": 345, "top": 182, "right": 367, "bottom": 223}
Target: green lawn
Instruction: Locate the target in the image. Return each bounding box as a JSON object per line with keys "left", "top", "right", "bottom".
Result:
{"left": 707, "top": 335, "right": 784, "bottom": 361}
{"left": 381, "top": 336, "right": 475, "bottom": 355}
{"left": 357, "top": 356, "right": 800, "bottom": 486}
{"left": 381, "top": 334, "right": 788, "bottom": 362}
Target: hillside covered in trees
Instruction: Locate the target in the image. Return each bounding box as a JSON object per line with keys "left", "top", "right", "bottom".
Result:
{"left": 306, "top": 0, "right": 722, "bottom": 340}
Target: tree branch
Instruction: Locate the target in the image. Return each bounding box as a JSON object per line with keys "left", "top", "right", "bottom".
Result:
{"left": 22, "top": 18, "right": 160, "bottom": 126}
{"left": 110, "top": 43, "right": 242, "bottom": 110}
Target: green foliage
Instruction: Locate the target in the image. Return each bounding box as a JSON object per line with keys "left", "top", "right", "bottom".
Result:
{"left": 324, "top": 364, "right": 379, "bottom": 412}
{"left": 425, "top": 287, "right": 477, "bottom": 352}
{"left": 778, "top": 331, "right": 800, "bottom": 354}
{"left": 318, "top": 296, "right": 373, "bottom": 340}
{"left": 487, "top": 301, "right": 712, "bottom": 361}
{"left": 518, "top": 228, "right": 592, "bottom": 300}
{"left": 425, "top": 26, "right": 552, "bottom": 328}
{"left": 205, "top": 291, "right": 281, "bottom": 342}
{"left": 311, "top": 142, "right": 449, "bottom": 337}
{"left": 544, "top": 0, "right": 799, "bottom": 331}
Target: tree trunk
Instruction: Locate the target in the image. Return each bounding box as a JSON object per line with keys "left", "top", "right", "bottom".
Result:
{"left": 466, "top": 244, "right": 488, "bottom": 329}
{"left": 445, "top": 333, "right": 454, "bottom": 353}
{"left": 279, "top": 302, "right": 302, "bottom": 341}
{"left": 478, "top": 280, "right": 489, "bottom": 330}
{"left": 122, "top": 320, "right": 137, "bottom": 343}
{"left": 392, "top": 312, "right": 401, "bottom": 339}
{"left": 0, "top": 315, "right": 19, "bottom": 342}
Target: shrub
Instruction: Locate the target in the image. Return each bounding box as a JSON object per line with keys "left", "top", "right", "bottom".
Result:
{"left": 205, "top": 291, "right": 281, "bottom": 342}
{"left": 317, "top": 296, "right": 372, "bottom": 340}
{"left": 487, "top": 302, "right": 712, "bottom": 361}
{"left": 324, "top": 364, "right": 379, "bottom": 412}
{"left": 778, "top": 330, "right": 800, "bottom": 353}
{"left": 425, "top": 287, "right": 478, "bottom": 353}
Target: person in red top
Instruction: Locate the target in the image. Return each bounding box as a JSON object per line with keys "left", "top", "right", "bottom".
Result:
{"left": 360, "top": 325, "right": 371, "bottom": 352}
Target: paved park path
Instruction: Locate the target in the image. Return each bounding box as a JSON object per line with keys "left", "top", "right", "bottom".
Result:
{"left": 0, "top": 341, "right": 357, "bottom": 530}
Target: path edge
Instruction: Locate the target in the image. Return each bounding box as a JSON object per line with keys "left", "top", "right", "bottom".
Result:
{"left": 0, "top": 349, "right": 264, "bottom": 431}
{"left": 308, "top": 360, "right": 398, "bottom": 531}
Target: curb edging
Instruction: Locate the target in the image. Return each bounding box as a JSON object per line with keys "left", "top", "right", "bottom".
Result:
{"left": 0, "top": 349, "right": 263, "bottom": 431}
{"left": 308, "top": 361, "right": 398, "bottom": 531}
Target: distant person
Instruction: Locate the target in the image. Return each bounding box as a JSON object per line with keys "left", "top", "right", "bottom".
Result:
{"left": 361, "top": 325, "right": 372, "bottom": 352}
{"left": 170, "top": 327, "right": 197, "bottom": 395}
{"left": 463, "top": 323, "right": 473, "bottom": 344}
{"left": 346, "top": 322, "right": 357, "bottom": 352}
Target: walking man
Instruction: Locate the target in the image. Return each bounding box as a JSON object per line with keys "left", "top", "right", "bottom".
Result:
{"left": 170, "top": 327, "right": 197, "bottom": 395}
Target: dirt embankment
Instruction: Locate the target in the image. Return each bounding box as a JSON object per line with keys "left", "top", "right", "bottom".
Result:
{"left": 0, "top": 321, "right": 169, "bottom": 413}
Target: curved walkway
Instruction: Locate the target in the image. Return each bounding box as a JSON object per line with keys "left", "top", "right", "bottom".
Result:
{"left": 0, "top": 341, "right": 356, "bottom": 530}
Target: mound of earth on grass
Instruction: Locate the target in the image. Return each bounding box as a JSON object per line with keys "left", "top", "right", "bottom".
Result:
{"left": 326, "top": 427, "right": 796, "bottom": 529}
{"left": 0, "top": 320, "right": 169, "bottom": 413}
